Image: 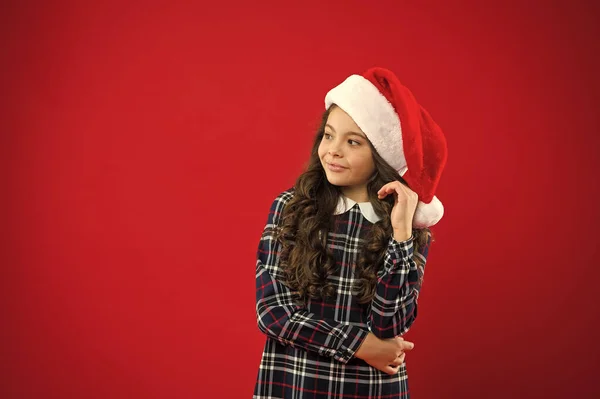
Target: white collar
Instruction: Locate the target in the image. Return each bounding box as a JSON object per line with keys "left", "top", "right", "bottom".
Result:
{"left": 334, "top": 196, "right": 382, "bottom": 223}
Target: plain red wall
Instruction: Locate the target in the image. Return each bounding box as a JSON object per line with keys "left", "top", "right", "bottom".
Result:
{"left": 2, "top": 0, "right": 599, "bottom": 398}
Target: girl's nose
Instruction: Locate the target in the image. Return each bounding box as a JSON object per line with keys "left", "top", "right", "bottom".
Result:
{"left": 328, "top": 148, "right": 342, "bottom": 157}
{"left": 328, "top": 141, "right": 342, "bottom": 156}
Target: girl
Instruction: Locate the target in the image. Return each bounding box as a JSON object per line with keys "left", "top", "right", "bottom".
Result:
{"left": 253, "top": 67, "right": 448, "bottom": 398}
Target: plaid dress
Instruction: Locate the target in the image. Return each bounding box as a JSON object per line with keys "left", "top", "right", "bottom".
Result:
{"left": 254, "top": 188, "right": 431, "bottom": 399}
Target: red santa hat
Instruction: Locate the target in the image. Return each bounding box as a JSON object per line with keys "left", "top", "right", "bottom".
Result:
{"left": 324, "top": 67, "right": 448, "bottom": 228}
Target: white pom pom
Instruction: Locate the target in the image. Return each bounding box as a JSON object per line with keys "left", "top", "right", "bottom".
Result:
{"left": 413, "top": 196, "right": 444, "bottom": 228}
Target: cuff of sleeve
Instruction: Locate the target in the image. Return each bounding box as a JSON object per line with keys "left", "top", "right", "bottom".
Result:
{"left": 333, "top": 325, "right": 369, "bottom": 364}
{"left": 388, "top": 234, "right": 415, "bottom": 263}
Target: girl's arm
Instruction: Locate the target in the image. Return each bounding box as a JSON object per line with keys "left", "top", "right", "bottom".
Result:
{"left": 255, "top": 193, "right": 368, "bottom": 364}
{"left": 367, "top": 230, "right": 432, "bottom": 339}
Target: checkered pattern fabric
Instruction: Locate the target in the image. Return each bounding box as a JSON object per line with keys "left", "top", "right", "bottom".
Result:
{"left": 254, "top": 188, "right": 431, "bottom": 398}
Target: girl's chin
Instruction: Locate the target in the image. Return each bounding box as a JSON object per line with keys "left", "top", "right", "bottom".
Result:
{"left": 325, "top": 177, "right": 355, "bottom": 188}
{"left": 324, "top": 175, "right": 345, "bottom": 184}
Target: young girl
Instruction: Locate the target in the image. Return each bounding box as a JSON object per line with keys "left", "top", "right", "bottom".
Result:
{"left": 253, "top": 67, "right": 448, "bottom": 398}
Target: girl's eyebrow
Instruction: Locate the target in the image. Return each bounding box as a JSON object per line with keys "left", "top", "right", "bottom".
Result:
{"left": 325, "top": 124, "right": 366, "bottom": 139}
{"left": 346, "top": 132, "right": 366, "bottom": 139}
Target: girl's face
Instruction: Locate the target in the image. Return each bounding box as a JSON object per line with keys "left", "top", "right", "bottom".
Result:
{"left": 318, "top": 106, "right": 376, "bottom": 202}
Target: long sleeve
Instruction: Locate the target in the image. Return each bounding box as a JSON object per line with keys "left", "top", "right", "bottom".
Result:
{"left": 255, "top": 193, "right": 368, "bottom": 364}
{"left": 367, "top": 230, "right": 432, "bottom": 339}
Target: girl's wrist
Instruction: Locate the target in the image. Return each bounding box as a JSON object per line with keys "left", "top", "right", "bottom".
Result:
{"left": 393, "top": 228, "right": 412, "bottom": 242}
{"left": 354, "top": 333, "right": 377, "bottom": 360}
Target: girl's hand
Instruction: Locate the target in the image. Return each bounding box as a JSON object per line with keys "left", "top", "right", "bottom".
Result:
{"left": 354, "top": 333, "right": 414, "bottom": 375}
{"left": 377, "top": 181, "right": 418, "bottom": 241}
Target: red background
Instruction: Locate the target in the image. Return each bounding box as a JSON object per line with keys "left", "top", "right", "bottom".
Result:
{"left": 2, "top": 0, "right": 599, "bottom": 398}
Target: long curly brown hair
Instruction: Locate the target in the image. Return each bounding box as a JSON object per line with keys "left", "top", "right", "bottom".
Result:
{"left": 275, "top": 106, "right": 433, "bottom": 305}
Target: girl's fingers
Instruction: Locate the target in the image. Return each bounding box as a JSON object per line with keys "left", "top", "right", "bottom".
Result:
{"left": 378, "top": 182, "right": 396, "bottom": 192}
{"left": 384, "top": 365, "right": 400, "bottom": 375}
{"left": 391, "top": 353, "right": 405, "bottom": 366}
{"left": 377, "top": 185, "right": 389, "bottom": 195}
{"left": 397, "top": 338, "right": 415, "bottom": 351}
{"left": 377, "top": 188, "right": 389, "bottom": 198}
{"left": 379, "top": 181, "right": 409, "bottom": 200}
{"left": 378, "top": 182, "right": 401, "bottom": 198}
{"left": 394, "top": 185, "right": 403, "bottom": 198}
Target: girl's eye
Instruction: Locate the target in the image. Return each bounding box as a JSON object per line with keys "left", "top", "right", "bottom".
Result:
{"left": 324, "top": 133, "right": 333, "bottom": 139}
{"left": 349, "top": 140, "right": 360, "bottom": 146}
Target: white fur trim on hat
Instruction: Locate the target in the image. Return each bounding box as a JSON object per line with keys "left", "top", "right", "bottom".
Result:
{"left": 413, "top": 195, "right": 444, "bottom": 228}
{"left": 325, "top": 75, "right": 407, "bottom": 174}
